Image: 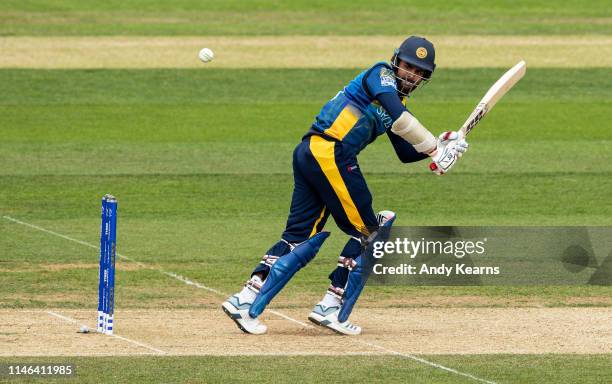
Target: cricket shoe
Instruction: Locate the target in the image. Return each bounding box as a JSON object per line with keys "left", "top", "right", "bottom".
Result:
{"left": 308, "top": 304, "right": 361, "bottom": 335}
{"left": 221, "top": 295, "right": 267, "bottom": 335}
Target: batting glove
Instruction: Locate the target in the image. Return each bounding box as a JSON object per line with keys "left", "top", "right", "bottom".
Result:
{"left": 428, "top": 131, "right": 469, "bottom": 175}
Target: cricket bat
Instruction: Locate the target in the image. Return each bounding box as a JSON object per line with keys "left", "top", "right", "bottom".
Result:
{"left": 458, "top": 60, "right": 526, "bottom": 139}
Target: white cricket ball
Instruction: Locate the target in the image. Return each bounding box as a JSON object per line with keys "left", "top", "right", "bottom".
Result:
{"left": 79, "top": 325, "right": 90, "bottom": 333}
{"left": 199, "top": 48, "right": 214, "bottom": 63}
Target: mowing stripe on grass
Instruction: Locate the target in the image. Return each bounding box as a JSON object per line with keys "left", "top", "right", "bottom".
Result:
{"left": 1, "top": 35, "right": 611, "bottom": 69}
{"left": 4, "top": 215, "right": 497, "bottom": 384}
{"left": 2, "top": 2, "right": 611, "bottom": 37}
{"left": 47, "top": 310, "right": 167, "bottom": 355}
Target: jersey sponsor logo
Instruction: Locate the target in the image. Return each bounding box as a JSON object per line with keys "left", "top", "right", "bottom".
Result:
{"left": 416, "top": 47, "right": 428, "bottom": 59}
{"left": 379, "top": 67, "right": 397, "bottom": 89}
{"left": 347, "top": 164, "right": 359, "bottom": 172}
{"left": 373, "top": 104, "right": 393, "bottom": 130}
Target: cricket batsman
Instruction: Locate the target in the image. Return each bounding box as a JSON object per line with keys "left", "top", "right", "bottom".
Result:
{"left": 222, "top": 36, "right": 469, "bottom": 335}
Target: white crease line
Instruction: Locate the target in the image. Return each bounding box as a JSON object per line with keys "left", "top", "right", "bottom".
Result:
{"left": 4, "top": 216, "right": 99, "bottom": 250}
{"left": 354, "top": 339, "right": 497, "bottom": 384}
{"left": 268, "top": 309, "right": 314, "bottom": 329}
{"left": 2, "top": 215, "right": 140, "bottom": 264}
{"left": 5, "top": 215, "right": 496, "bottom": 384}
{"left": 163, "top": 271, "right": 223, "bottom": 295}
{"left": 47, "top": 311, "right": 167, "bottom": 355}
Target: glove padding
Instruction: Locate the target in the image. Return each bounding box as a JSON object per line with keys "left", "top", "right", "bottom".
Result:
{"left": 429, "top": 131, "right": 469, "bottom": 175}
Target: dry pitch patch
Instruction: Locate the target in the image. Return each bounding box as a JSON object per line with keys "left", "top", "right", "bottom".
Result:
{"left": 2, "top": 307, "right": 611, "bottom": 356}
{"left": 1, "top": 35, "right": 611, "bottom": 69}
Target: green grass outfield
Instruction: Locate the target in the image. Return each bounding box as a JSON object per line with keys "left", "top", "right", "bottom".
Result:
{"left": 1, "top": 1, "right": 611, "bottom": 383}
{"left": 1, "top": 67, "right": 611, "bottom": 307}
{"left": 1, "top": 355, "right": 611, "bottom": 384}
{"left": 1, "top": 0, "right": 611, "bottom": 35}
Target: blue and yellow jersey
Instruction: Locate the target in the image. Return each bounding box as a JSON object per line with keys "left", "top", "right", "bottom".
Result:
{"left": 306, "top": 62, "right": 406, "bottom": 155}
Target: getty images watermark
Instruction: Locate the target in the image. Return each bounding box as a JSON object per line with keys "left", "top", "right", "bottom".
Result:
{"left": 365, "top": 227, "right": 612, "bottom": 286}
{"left": 372, "top": 236, "right": 497, "bottom": 277}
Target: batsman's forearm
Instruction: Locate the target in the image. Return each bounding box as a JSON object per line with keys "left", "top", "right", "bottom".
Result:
{"left": 390, "top": 112, "right": 436, "bottom": 154}
{"left": 387, "top": 131, "right": 429, "bottom": 163}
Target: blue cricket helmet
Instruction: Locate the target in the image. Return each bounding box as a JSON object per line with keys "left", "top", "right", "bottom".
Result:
{"left": 392, "top": 36, "right": 436, "bottom": 78}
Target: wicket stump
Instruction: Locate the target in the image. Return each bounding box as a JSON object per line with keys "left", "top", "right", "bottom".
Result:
{"left": 97, "top": 194, "right": 117, "bottom": 335}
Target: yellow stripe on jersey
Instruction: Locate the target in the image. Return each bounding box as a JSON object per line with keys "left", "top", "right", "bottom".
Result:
{"left": 323, "top": 104, "right": 361, "bottom": 141}
{"left": 309, "top": 135, "right": 369, "bottom": 235}
{"left": 308, "top": 207, "right": 327, "bottom": 238}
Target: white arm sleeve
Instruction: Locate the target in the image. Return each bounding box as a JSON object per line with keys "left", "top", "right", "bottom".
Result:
{"left": 390, "top": 111, "right": 437, "bottom": 153}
